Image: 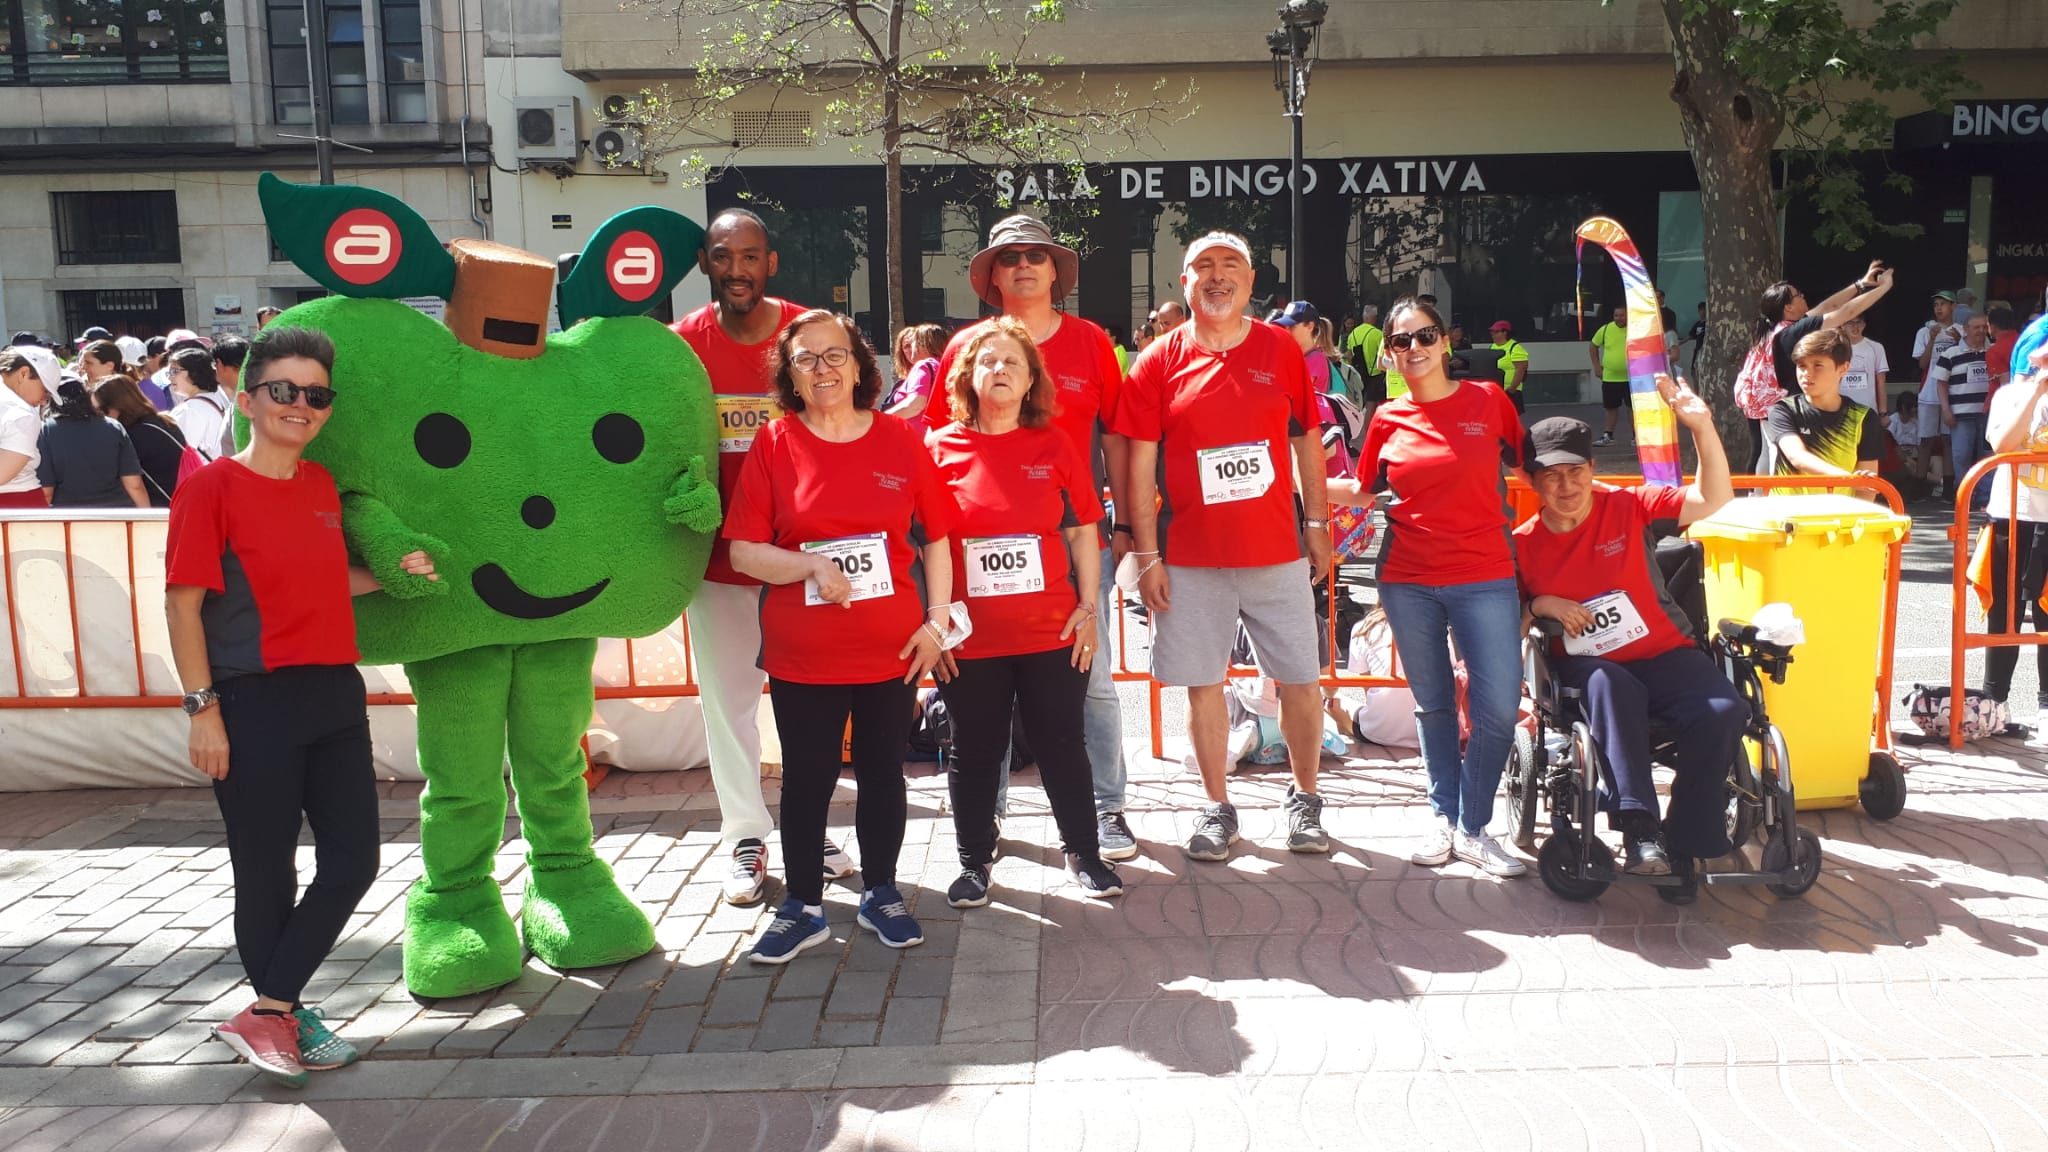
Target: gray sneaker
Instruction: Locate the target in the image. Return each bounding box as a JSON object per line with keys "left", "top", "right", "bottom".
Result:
{"left": 1183, "top": 802, "right": 1240, "bottom": 862}
{"left": 1097, "top": 811, "right": 1139, "bottom": 861}
{"left": 1284, "top": 787, "right": 1330, "bottom": 853}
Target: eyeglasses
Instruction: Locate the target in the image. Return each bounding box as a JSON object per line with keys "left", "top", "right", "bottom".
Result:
{"left": 1384, "top": 326, "right": 1444, "bottom": 352}
{"left": 255, "top": 380, "right": 336, "bottom": 409}
{"left": 995, "top": 249, "right": 1052, "bottom": 268}
{"left": 790, "top": 347, "right": 852, "bottom": 374}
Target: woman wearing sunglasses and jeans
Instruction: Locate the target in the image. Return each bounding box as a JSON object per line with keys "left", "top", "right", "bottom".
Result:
{"left": 165, "top": 325, "right": 438, "bottom": 1086}
{"left": 1329, "top": 297, "right": 1530, "bottom": 878}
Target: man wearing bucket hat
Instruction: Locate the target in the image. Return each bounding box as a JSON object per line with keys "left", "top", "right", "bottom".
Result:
{"left": 937, "top": 213, "right": 1139, "bottom": 862}
{"left": 1115, "top": 230, "right": 1332, "bottom": 861}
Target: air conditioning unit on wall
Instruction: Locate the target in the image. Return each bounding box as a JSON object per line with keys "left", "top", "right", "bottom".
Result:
{"left": 591, "top": 125, "right": 644, "bottom": 169}
{"left": 513, "top": 97, "right": 578, "bottom": 163}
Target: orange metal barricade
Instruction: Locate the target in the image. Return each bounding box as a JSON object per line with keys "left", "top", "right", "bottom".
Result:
{"left": 1947, "top": 451, "right": 2048, "bottom": 750}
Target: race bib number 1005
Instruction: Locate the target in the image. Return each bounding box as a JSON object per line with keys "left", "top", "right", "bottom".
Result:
{"left": 802, "top": 533, "right": 893, "bottom": 606}
{"left": 962, "top": 535, "right": 1045, "bottom": 598}
{"left": 1198, "top": 440, "right": 1273, "bottom": 505}
{"left": 1561, "top": 590, "right": 1650, "bottom": 658}
{"left": 716, "top": 395, "right": 778, "bottom": 453}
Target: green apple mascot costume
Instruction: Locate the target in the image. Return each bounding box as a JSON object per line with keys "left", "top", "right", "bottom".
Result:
{"left": 256, "top": 174, "right": 721, "bottom": 998}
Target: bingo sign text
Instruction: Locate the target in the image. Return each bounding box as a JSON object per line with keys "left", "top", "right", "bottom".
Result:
{"left": 993, "top": 159, "right": 1490, "bottom": 205}
{"left": 606, "top": 230, "right": 662, "bottom": 303}
{"left": 326, "top": 208, "right": 402, "bottom": 285}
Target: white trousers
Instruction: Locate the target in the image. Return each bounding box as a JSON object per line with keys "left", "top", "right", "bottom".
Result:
{"left": 686, "top": 579, "right": 773, "bottom": 846}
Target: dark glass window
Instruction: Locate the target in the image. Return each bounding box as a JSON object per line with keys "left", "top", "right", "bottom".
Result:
{"left": 53, "top": 191, "right": 181, "bottom": 265}
{"left": 60, "top": 289, "right": 187, "bottom": 340}
{"left": 382, "top": 0, "right": 424, "bottom": 123}
{"left": 267, "top": 0, "right": 420, "bottom": 125}
{"left": 1, "top": 0, "right": 228, "bottom": 85}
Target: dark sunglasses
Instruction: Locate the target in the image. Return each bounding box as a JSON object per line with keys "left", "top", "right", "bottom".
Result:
{"left": 1385, "top": 326, "right": 1444, "bottom": 352}
{"left": 995, "top": 248, "right": 1052, "bottom": 268}
{"left": 255, "top": 380, "right": 336, "bottom": 410}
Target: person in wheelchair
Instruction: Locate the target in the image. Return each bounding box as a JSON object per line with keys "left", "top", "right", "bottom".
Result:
{"left": 1514, "top": 378, "right": 1742, "bottom": 887}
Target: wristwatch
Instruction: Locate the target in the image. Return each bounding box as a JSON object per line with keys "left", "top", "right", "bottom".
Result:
{"left": 181, "top": 687, "right": 219, "bottom": 716}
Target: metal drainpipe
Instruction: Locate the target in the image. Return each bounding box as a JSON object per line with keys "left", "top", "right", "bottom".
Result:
{"left": 455, "top": 0, "right": 486, "bottom": 237}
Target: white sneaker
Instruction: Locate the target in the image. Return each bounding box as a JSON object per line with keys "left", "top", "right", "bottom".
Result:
{"left": 722, "top": 839, "right": 768, "bottom": 906}
{"left": 1410, "top": 818, "right": 1454, "bottom": 867}
{"left": 1454, "top": 829, "right": 1528, "bottom": 878}
{"left": 821, "top": 838, "right": 856, "bottom": 880}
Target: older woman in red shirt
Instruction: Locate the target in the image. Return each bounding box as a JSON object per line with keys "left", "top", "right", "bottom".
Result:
{"left": 726, "top": 310, "right": 957, "bottom": 964}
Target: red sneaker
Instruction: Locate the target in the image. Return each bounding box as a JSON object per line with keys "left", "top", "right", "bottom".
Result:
{"left": 213, "top": 1005, "right": 309, "bottom": 1087}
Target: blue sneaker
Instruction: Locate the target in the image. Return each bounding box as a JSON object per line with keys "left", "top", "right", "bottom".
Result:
{"left": 855, "top": 884, "right": 924, "bottom": 949}
{"left": 747, "top": 898, "right": 829, "bottom": 965}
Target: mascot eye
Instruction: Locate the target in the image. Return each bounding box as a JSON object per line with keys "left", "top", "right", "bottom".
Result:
{"left": 593, "top": 413, "right": 644, "bottom": 464}
{"left": 415, "top": 413, "right": 471, "bottom": 469}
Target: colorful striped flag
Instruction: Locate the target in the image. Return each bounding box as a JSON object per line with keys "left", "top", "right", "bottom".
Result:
{"left": 1576, "top": 217, "right": 1681, "bottom": 486}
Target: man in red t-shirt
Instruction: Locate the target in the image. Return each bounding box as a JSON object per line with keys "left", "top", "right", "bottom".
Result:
{"left": 1513, "top": 384, "right": 1742, "bottom": 900}
{"left": 1117, "top": 230, "right": 1331, "bottom": 861}
{"left": 670, "top": 209, "right": 832, "bottom": 908}
{"left": 937, "top": 213, "right": 1136, "bottom": 861}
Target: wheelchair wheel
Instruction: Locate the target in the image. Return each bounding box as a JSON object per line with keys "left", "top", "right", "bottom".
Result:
{"left": 1725, "top": 743, "right": 1761, "bottom": 850}
{"left": 1537, "top": 830, "right": 1612, "bottom": 902}
{"left": 1859, "top": 752, "right": 1907, "bottom": 821}
{"left": 1762, "top": 827, "right": 1823, "bottom": 899}
{"left": 1510, "top": 727, "right": 1542, "bottom": 850}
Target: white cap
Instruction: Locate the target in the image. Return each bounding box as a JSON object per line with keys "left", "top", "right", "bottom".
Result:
{"left": 1182, "top": 231, "right": 1253, "bottom": 270}
{"left": 115, "top": 335, "right": 147, "bottom": 366}
{"left": 7, "top": 344, "right": 61, "bottom": 395}
{"left": 165, "top": 328, "right": 204, "bottom": 348}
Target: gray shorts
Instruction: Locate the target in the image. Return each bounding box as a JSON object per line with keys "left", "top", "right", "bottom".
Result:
{"left": 1151, "top": 560, "right": 1320, "bottom": 687}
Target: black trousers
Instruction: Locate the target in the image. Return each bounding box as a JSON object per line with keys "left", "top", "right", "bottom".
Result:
{"left": 1746, "top": 417, "right": 1767, "bottom": 473}
{"left": 940, "top": 646, "right": 1099, "bottom": 869}
{"left": 212, "top": 664, "right": 379, "bottom": 1005}
{"left": 769, "top": 677, "right": 916, "bottom": 905}
{"left": 1985, "top": 521, "right": 2048, "bottom": 704}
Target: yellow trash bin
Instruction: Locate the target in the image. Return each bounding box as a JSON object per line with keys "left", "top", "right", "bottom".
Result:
{"left": 1687, "top": 494, "right": 1910, "bottom": 810}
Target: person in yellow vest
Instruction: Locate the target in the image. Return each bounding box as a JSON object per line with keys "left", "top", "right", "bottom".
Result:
{"left": 1345, "top": 304, "right": 1386, "bottom": 417}
{"left": 1490, "top": 320, "right": 1530, "bottom": 413}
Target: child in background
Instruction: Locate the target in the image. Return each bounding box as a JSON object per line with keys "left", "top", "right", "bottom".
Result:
{"left": 1887, "top": 392, "right": 1924, "bottom": 482}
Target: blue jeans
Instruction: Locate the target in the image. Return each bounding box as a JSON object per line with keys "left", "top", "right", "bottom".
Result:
{"left": 1377, "top": 578, "right": 1523, "bottom": 836}
{"left": 1951, "top": 414, "right": 1989, "bottom": 508}
{"left": 995, "top": 544, "right": 1128, "bottom": 817}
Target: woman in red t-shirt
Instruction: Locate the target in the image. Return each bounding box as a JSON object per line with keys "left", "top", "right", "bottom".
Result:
{"left": 1329, "top": 297, "right": 1529, "bottom": 878}
{"left": 725, "top": 310, "right": 956, "bottom": 964}
{"left": 164, "top": 325, "right": 436, "bottom": 1087}
{"left": 926, "top": 318, "right": 1124, "bottom": 909}
{"left": 884, "top": 322, "right": 947, "bottom": 437}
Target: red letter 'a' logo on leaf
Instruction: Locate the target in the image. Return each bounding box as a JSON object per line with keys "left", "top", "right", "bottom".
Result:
{"left": 326, "top": 208, "right": 403, "bottom": 285}
{"left": 606, "top": 231, "right": 661, "bottom": 302}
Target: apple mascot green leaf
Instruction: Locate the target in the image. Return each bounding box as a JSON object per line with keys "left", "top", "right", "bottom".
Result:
{"left": 255, "top": 173, "right": 718, "bottom": 998}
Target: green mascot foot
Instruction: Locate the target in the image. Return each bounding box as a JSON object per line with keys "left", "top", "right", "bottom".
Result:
{"left": 403, "top": 881, "right": 524, "bottom": 999}
{"left": 521, "top": 858, "right": 656, "bottom": 972}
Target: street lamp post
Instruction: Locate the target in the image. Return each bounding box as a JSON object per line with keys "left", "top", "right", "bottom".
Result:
{"left": 1268, "top": 0, "right": 1327, "bottom": 302}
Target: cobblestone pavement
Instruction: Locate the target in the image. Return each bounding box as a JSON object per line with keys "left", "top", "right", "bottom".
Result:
{"left": 1, "top": 722, "right": 2045, "bottom": 1150}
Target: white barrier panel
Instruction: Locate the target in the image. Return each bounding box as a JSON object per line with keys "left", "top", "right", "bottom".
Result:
{"left": 1, "top": 510, "right": 710, "bottom": 791}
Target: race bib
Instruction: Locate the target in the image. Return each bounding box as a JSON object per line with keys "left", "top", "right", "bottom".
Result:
{"left": 1198, "top": 441, "right": 1273, "bottom": 505}
{"left": 1965, "top": 361, "right": 1990, "bottom": 388}
{"left": 1562, "top": 590, "right": 1651, "bottom": 658}
{"left": 715, "top": 394, "right": 777, "bottom": 453}
{"left": 1841, "top": 370, "right": 1871, "bottom": 402}
{"left": 802, "top": 533, "right": 893, "bottom": 606}
{"left": 962, "top": 535, "right": 1045, "bottom": 598}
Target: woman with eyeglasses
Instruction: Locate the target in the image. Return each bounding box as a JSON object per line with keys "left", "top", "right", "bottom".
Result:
{"left": 165, "top": 325, "right": 437, "bottom": 1087}
{"left": 926, "top": 317, "right": 1123, "bottom": 909}
{"left": 1328, "top": 296, "right": 1529, "bottom": 879}
{"left": 725, "top": 309, "right": 957, "bottom": 965}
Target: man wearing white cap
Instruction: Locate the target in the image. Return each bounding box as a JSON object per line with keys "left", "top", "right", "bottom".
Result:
{"left": 1115, "top": 231, "right": 1332, "bottom": 860}
{"left": 0, "top": 344, "right": 58, "bottom": 508}
{"left": 936, "top": 213, "right": 1139, "bottom": 861}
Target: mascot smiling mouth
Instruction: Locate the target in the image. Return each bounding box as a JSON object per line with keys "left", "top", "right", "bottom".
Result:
{"left": 472, "top": 564, "right": 610, "bottom": 620}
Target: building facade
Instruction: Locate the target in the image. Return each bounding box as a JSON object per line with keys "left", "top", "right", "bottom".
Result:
{"left": 0, "top": 0, "right": 487, "bottom": 341}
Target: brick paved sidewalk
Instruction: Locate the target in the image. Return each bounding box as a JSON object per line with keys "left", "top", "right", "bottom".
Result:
{"left": 2, "top": 727, "right": 2046, "bottom": 1150}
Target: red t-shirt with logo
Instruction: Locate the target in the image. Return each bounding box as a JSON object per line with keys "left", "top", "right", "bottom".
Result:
{"left": 723, "top": 412, "right": 956, "bottom": 685}
{"left": 672, "top": 298, "right": 805, "bottom": 586}
{"left": 1356, "top": 380, "right": 1524, "bottom": 585}
{"left": 1513, "top": 485, "right": 1694, "bottom": 663}
{"left": 939, "top": 315, "right": 1122, "bottom": 496}
{"left": 926, "top": 420, "right": 1099, "bottom": 659}
{"left": 165, "top": 459, "right": 359, "bottom": 683}
{"left": 1112, "top": 320, "right": 1314, "bottom": 569}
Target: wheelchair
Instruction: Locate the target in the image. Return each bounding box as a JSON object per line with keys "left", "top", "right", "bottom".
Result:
{"left": 1507, "top": 539, "right": 1824, "bottom": 903}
